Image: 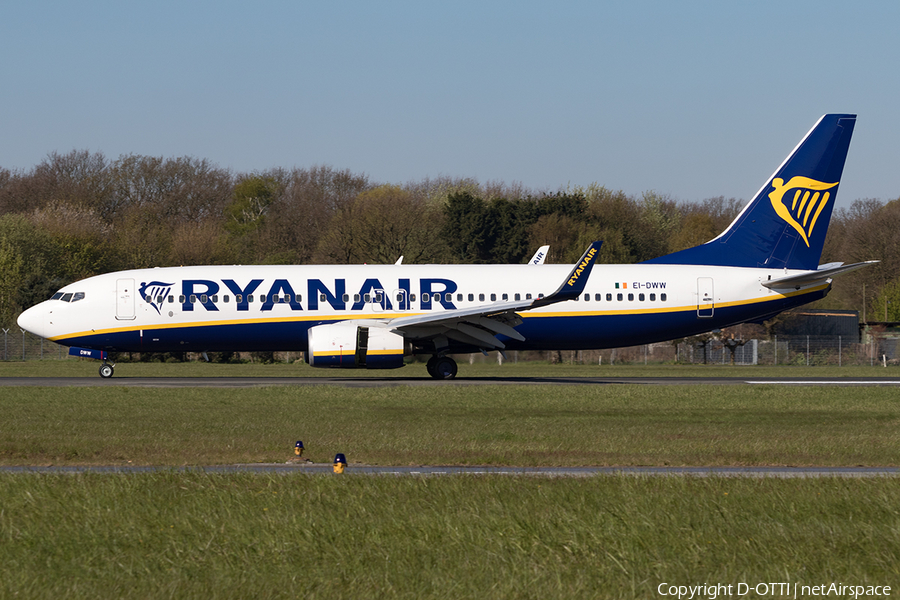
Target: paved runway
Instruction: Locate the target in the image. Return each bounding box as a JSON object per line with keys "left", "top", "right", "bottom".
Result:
{"left": 2, "top": 464, "right": 898, "bottom": 477}
{"left": 3, "top": 376, "right": 900, "bottom": 387}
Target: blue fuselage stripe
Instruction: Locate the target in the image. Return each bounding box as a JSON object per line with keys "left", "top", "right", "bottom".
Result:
{"left": 62, "top": 288, "right": 825, "bottom": 353}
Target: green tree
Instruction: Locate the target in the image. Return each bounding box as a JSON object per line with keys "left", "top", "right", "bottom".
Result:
{"left": 0, "top": 215, "right": 62, "bottom": 322}
{"left": 316, "top": 185, "right": 446, "bottom": 264}
{"left": 871, "top": 277, "right": 900, "bottom": 322}
{"left": 224, "top": 176, "right": 279, "bottom": 237}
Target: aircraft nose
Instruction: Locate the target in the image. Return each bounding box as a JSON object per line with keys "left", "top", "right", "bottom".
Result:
{"left": 17, "top": 304, "right": 47, "bottom": 338}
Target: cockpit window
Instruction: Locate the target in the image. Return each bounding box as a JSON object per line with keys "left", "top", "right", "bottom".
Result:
{"left": 51, "top": 291, "right": 86, "bottom": 302}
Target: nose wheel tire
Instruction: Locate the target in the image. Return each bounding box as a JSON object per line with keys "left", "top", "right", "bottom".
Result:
{"left": 99, "top": 364, "right": 114, "bottom": 378}
{"left": 427, "top": 356, "right": 457, "bottom": 379}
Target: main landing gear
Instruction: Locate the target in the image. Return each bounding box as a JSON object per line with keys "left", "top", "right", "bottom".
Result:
{"left": 426, "top": 355, "right": 458, "bottom": 380}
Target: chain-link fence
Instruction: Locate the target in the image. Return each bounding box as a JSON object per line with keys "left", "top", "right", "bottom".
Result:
{"left": 461, "top": 334, "right": 900, "bottom": 367}
{"left": 3, "top": 327, "right": 899, "bottom": 367}
{"left": 673, "top": 335, "right": 899, "bottom": 366}
{"left": 1, "top": 328, "right": 69, "bottom": 361}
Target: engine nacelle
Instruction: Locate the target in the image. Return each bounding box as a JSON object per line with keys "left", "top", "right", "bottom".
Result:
{"left": 307, "top": 322, "right": 406, "bottom": 369}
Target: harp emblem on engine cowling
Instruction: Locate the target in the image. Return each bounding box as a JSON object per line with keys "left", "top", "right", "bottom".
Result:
{"left": 768, "top": 176, "right": 838, "bottom": 247}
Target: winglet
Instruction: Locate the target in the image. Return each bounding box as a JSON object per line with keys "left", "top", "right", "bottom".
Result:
{"left": 528, "top": 245, "right": 550, "bottom": 265}
{"left": 531, "top": 241, "right": 602, "bottom": 308}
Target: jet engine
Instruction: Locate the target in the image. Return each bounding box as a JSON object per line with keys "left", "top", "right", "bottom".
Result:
{"left": 307, "top": 322, "right": 406, "bottom": 369}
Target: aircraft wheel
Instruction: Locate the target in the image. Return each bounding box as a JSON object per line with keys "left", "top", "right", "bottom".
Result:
{"left": 431, "top": 356, "right": 457, "bottom": 380}
{"left": 425, "top": 355, "right": 438, "bottom": 378}
{"left": 99, "top": 364, "right": 114, "bottom": 378}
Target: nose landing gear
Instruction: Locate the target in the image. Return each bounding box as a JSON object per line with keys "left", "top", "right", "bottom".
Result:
{"left": 426, "top": 355, "right": 458, "bottom": 379}
{"left": 99, "top": 362, "right": 115, "bottom": 378}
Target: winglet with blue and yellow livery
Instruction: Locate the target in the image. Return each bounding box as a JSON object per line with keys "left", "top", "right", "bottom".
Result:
{"left": 387, "top": 241, "right": 604, "bottom": 333}
{"left": 530, "top": 241, "right": 602, "bottom": 308}
{"left": 644, "top": 114, "right": 856, "bottom": 270}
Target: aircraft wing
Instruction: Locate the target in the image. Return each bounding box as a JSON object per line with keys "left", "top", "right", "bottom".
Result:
{"left": 761, "top": 261, "right": 878, "bottom": 290}
{"left": 379, "top": 241, "right": 602, "bottom": 350}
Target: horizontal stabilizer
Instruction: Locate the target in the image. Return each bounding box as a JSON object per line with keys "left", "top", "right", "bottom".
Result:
{"left": 762, "top": 261, "right": 878, "bottom": 290}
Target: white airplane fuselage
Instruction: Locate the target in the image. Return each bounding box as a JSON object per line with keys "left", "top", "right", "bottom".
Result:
{"left": 19, "top": 262, "right": 827, "bottom": 354}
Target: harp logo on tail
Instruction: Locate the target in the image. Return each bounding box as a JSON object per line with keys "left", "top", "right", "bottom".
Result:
{"left": 768, "top": 176, "right": 838, "bottom": 247}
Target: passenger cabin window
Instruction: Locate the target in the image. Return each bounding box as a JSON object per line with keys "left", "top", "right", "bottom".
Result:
{"left": 639, "top": 293, "right": 645, "bottom": 301}
{"left": 490, "top": 293, "right": 496, "bottom": 301}
{"left": 247, "top": 295, "right": 254, "bottom": 303}
{"left": 364, "top": 294, "right": 371, "bottom": 303}
{"left": 617, "top": 293, "right": 623, "bottom": 301}
{"left": 479, "top": 293, "right": 485, "bottom": 301}
{"left": 502, "top": 293, "right": 508, "bottom": 301}
{"left": 343, "top": 294, "right": 350, "bottom": 302}
{"left": 595, "top": 293, "right": 602, "bottom": 301}
{"left": 584, "top": 294, "right": 590, "bottom": 301}
{"left": 444, "top": 293, "right": 451, "bottom": 302}
{"left": 661, "top": 293, "right": 667, "bottom": 301}
{"left": 606, "top": 293, "right": 612, "bottom": 301}
{"left": 422, "top": 293, "right": 430, "bottom": 303}
{"left": 650, "top": 293, "right": 655, "bottom": 301}
{"left": 457, "top": 293, "right": 463, "bottom": 301}
{"left": 189, "top": 295, "right": 196, "bottom": 303}
{"left": 468, "top": 293, "right": 474, "bottom": 301}
{"left": 224, "top": 295, "right": 230, "bottom": 303}
{"left": 526, "top": 293, "right": 532, "bottom": 300}
{"left": 515, "top": 293, "right": 521, "bottom": 301}
{"left": 295, "top": 294, "right": 302, "bottom": 303}
{"left": 628, "top": 293, "right": 634, "bottom": 301}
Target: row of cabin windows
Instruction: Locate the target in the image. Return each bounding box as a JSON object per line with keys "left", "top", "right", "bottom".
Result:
{"left": 582, "top": 292, "right": 668, "bottom": 302}
{"left": 147, "top": 291, "right": 668, "bottom": 305}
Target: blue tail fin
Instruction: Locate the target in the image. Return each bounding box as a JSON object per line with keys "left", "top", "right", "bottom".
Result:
{"left": 644, "top": 114, "right": 856, "bottom": 270}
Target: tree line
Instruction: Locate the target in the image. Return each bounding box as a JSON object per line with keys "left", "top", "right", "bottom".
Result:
{"left": 1, "top": 149, "right": 899, "bottom": 324}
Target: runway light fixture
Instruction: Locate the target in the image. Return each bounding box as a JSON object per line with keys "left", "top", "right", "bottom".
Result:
{"left": 294, "top": 441, "right": 304, "bottom": 457}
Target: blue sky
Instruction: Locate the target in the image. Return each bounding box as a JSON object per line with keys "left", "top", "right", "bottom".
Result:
{"left": 2, "top": 1, "right": 898, "bottom": 208}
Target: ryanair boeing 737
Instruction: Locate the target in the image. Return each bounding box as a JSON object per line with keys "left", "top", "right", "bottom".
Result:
{"left": 17, "top": 114, "right": 874, "bottom": 378}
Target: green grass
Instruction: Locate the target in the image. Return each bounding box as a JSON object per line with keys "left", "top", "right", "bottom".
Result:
{"left": 4, "top": 374, "right": 899, "bottom": 597}
{"left": 3, "top": 358, "right": 900, "bottom": 378}
{"left": 2, "top": 385, "right": 900, "bottom": 466}
{"left": 1, "top": 473, "right": 898, "bottom": 599}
